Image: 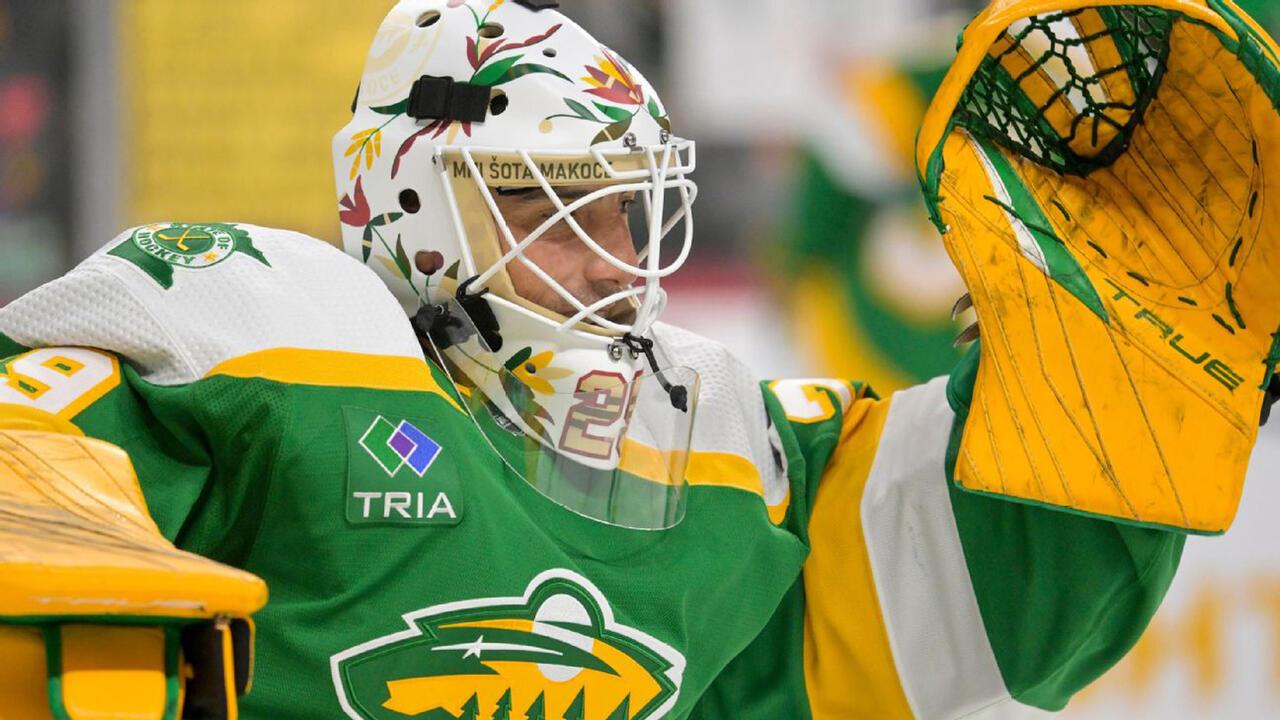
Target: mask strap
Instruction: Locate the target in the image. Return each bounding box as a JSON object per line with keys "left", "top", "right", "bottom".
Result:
{"left": 618, "top": 333, "right": 689, "bottom": 413}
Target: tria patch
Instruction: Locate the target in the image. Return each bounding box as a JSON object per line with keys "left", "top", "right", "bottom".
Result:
{"left": 330, "top": 569, "right": 686, "bottom": 720}
{"left": 360, "top": 416, "right": 443, "bottom": 477}
{"left": 345, "top": 406, "right": 462, "bottom": 526}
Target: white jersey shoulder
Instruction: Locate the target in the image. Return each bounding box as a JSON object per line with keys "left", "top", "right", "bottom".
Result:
{"left": 651, "top": 322, "right": 788, "bottom": 506}
{"left": 0, "top": 223, "right": 422, "bottom": 385}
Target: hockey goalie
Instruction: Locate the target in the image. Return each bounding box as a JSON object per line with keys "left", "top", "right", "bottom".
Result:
{"left": 2, "top": 0, "right": 1278, "bottom": 718}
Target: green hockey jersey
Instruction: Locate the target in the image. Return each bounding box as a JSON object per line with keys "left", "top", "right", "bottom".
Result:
{"left": 0, "top": 223, "right": 1184, "bottom": 719}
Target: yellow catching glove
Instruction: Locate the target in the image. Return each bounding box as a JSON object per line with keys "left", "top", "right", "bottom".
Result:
{"left": 0, "top": 407, "right": 267, "bottom": 720}
{"left": 916, "top": 0, "right": 1280, "bottom": 533}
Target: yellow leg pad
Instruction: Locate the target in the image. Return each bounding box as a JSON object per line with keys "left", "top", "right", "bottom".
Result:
{"left": 49, "top": 625, "right": 175, "bottom": 720}
{"left": 0, "top": 626, "right": 55, "bottom": 720}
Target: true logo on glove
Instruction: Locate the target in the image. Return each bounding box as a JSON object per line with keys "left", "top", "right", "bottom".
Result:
{"left": 1104, "top": 280, "right": 1246, "bottom": 394}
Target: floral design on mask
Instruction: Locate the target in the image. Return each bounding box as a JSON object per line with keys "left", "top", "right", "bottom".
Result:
{"left": 507, "top": 348, "right": 574, "bottom": 395}
{"left": 339, "top": 3, "right": 578, "bottom": 293}
{"left": 339, "top": 176, "right": 416, "bottom": 295}
{"left": 541, "top": 47, "right": 673, "bottom": 145}
{"left": 361, "top": 2, "right": 571, "bottom": 178}
{"left": 497, "top": 346, "right": 572, "bottom": 441}
{"left": 582, "top": 48, "right": 645, "bottom": 106}
{"left": 343, "top": 125, "right": 386, "bottom": 181}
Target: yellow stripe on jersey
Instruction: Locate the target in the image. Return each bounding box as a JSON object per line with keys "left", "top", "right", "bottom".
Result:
{"left": 688, "top": 451, "right": 790, "bottom": 524}
{"left": 204, "top": 348, "right": 463, "bottom": 413}
{"left": 214, "top": 351, "right": 790, "bottom": 521}
{"left": 620, "top": 439, "right": 790, "bottom": 524}
{"left": 802, "top": 395, "right": 915, "bottom": 719}
{"left": 686, "top": 451, "right": 759, "bottom": 494}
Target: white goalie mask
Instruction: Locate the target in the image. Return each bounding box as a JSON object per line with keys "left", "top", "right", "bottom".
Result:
{"left": 334, "top": 0, "right": 699, "bottom": 529}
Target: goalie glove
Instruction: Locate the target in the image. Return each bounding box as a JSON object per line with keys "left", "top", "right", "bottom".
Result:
{"left": 0, "top": 414, "right": 267, "bottom": 719}
{"left": 916, "top": 0, "right": 1280, "bottom": 533}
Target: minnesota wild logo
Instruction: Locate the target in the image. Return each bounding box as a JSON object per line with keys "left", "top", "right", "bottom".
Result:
{"left": 331, "top": 570, "right": 685, "bottom": 720}
{"left": 108, "top": 223, "right": 269, "bottom": 289}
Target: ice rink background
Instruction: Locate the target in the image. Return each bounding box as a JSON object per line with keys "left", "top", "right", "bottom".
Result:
{"left": 1, "top": 1, "right": 1278, "bottom": 716}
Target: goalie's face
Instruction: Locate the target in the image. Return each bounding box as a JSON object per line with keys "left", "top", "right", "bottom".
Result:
{"left": 494, "top": 185, "right": 641, "bottom": 325}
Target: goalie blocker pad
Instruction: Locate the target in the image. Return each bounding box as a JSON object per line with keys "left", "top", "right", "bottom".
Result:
{"left": 915, "top": 0, "right": 1280, "bottom": 533}
{"left": 0, "top": 426, "right": 267, "bottom": 718}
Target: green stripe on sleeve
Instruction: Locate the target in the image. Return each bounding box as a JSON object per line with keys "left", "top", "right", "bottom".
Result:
{"left": 945, "top": 344, "right": 1184, "bottom": 710}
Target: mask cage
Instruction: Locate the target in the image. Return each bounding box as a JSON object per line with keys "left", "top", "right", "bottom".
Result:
{"left": 436, "top": 141, "right": 698, "bottom": 336}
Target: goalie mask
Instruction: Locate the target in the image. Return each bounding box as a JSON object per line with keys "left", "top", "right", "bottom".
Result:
{"left": 917, "top": 0, "right": 1280, "bottom": 533}
{"left": 333, "top": 0, "right": 698, "bottom": 529}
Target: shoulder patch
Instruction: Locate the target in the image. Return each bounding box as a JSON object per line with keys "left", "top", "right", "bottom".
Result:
{"left": 3, "top": 224, "right": 428, "bottom": 387}
{"left": 108, "top": 223, "right": 269, "bottom": 289}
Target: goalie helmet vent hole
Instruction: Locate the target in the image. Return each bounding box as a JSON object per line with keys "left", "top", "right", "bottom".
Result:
{"left": 416, "top": 10, "right": 441, "bottom": 27}
{"left": 489, "top": 91, "right": 509, "bottom": 116}
{"left": 543, "top": 48, "right": 557, "bottom": 58}
{"left": 478, "top": 22, "right": 504, "bottom": 38}
{"left": 399, "top": 189, "right": 421, "bottom": 214}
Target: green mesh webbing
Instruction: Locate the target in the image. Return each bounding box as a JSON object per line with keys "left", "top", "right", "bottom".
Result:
{"left": 954, "top": 7, "right": 1176, "bottom": 175}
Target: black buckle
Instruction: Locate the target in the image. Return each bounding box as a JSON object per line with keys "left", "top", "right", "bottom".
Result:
{"left": 515, "top": 0, "right": 560, "bottom": 9}
{"left": 407, "top": 76, "right": 490, "bottom": 123}
{"left": 180, "top": 618, "right": 253, "bottom": 718}
{"left": 412, "top": 278, "right": 504, "bottom": 353}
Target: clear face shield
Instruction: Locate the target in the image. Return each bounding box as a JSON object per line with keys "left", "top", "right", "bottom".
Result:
{"left": 421, "top": 139, "right": 701, "bottom": 529}
{"left": 437, "top": 140, "right": 697, "bottom": 335}
{"left": 425, "top": 299, "right": 701, "bottom": 530}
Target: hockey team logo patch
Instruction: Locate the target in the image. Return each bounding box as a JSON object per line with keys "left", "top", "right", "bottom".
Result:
{"left": 331, "top": 569, "right": 685, "bottom": 720}
{"left": 345, "top": 406, "right": 461, "bottom": 526}
{"left": 109, "top": 222, "right": 269, "bottom": 289}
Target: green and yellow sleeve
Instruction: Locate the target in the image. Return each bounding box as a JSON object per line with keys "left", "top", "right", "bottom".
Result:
{"left": 694, "top": 350, "right": 1182, "bottom": 718}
